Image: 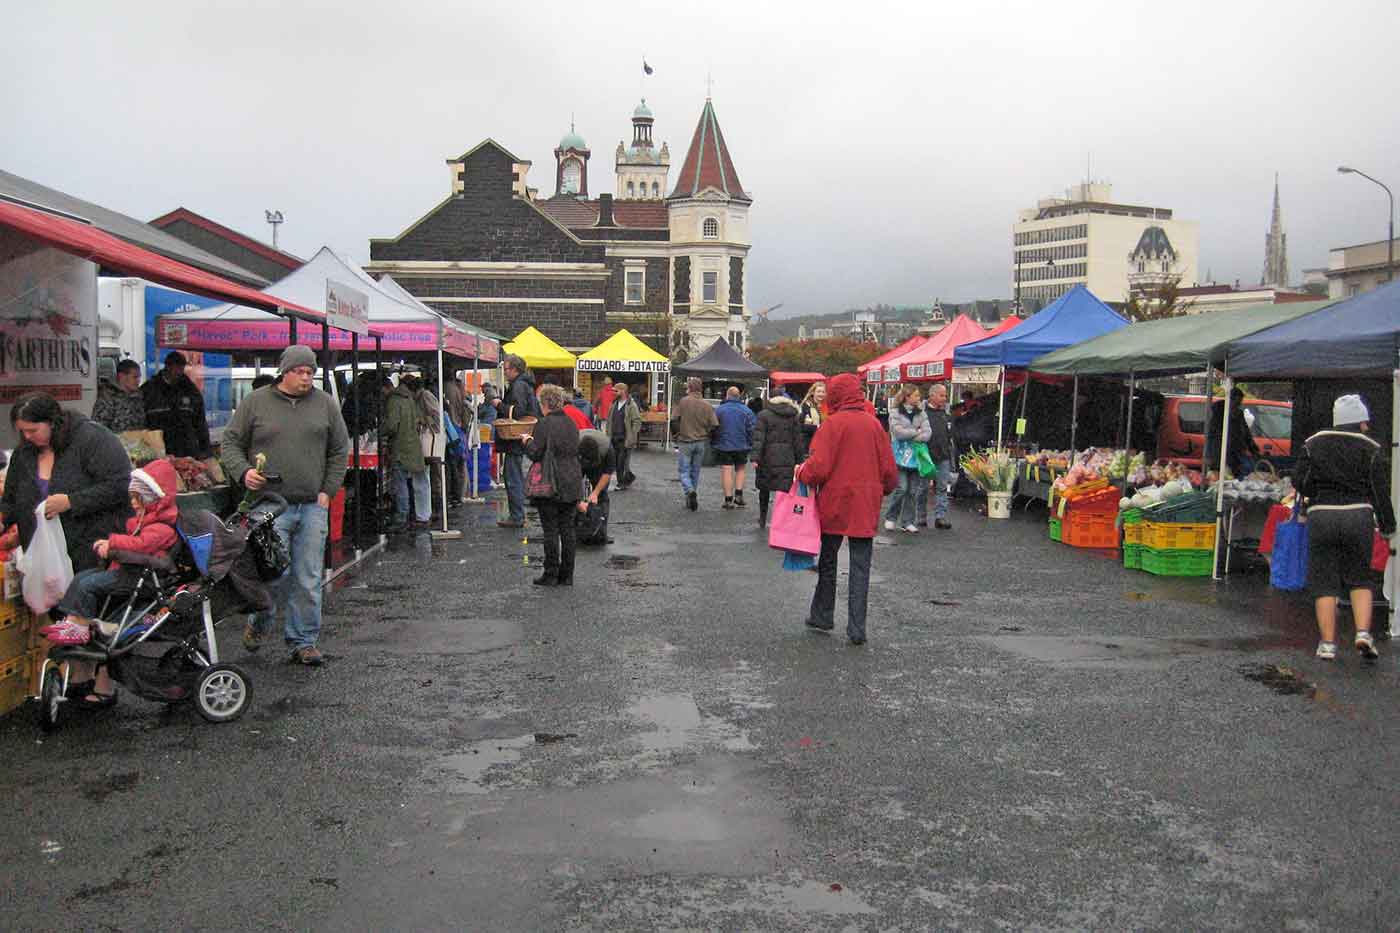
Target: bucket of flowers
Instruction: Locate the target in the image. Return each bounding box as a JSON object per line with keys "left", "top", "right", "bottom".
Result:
{"left": 959, "top": 448, "right": 1017, "bottom": 519}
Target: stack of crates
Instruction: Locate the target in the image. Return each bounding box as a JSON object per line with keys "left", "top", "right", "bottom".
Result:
{"left": 1056, "top": 481, "right": 1121, "bottom": 549}
{"left": 1133, "top": 491, "right": 1218, "bottom": 577}
{"left": 1120, "top": 507, "right": 1145, "bottom": 569}
{"left": 0, "top": 578, "right": 38, "bottom": 718}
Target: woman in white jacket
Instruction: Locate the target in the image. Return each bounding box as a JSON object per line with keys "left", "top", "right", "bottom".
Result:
{"left": 883, "top": 385, "right": 931, "bottom": 534}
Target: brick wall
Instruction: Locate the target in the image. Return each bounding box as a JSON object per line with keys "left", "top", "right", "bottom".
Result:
{"left": 157, "top": 219, "right": 291, "bottom": 282}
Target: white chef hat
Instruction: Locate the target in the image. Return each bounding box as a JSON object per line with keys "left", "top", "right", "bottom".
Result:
{"left": 1333, "top": 394, "right": 1370, "bottom": 427}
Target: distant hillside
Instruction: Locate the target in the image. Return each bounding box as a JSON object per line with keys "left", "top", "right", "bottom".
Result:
{"left": 751, "top": 299, "right": 1015, "bottom": 347}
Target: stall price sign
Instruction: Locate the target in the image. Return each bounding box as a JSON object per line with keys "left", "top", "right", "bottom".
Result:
{"left": 952, "top": 365, "right": 1000, "bottom": 384}
{"left": 326, "top": 280, "right": 369, "bottom": 336}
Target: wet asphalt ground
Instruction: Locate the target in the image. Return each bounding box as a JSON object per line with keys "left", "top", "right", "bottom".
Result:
{"left": 4, "top": 447, "right": 1400, "bottom": 931}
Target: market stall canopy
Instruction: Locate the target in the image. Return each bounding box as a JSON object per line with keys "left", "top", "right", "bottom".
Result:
{"left": 1032, "top": 299, "right": 1335, "bottom": 377}
{"left": 375, "top": 273, "right": 500, "bottom": 363}
{"left": 576, "top": 329, "right": 669, "bottom": 374}
{"left": 985, "top": 315, "right": 1023, "bottom": 337}
{"left": 503, "top": 326, "right": 577, "bottom": 369}
{"left": 896, "top": 314, "right": 991, "bottom": 382}
{"left": 954, "top": 285, "right": 1127, "bottom": 369}
{"left": 769, "top": 371, "right": 826, "bottom": 385}
{"left": 0, "top": 198, "right": 330, "bottom": 325}
{"left": 857, "top": 334, "right": 927, "bottom": 380}
{"left": 1225, "top": 281, "right": 1397, "bottom": 378}
{"left": 673, "top": 337, "right": 769, "bottom": 379}
{"left": 154, "top": 247, "right": 495, "bottom": 355}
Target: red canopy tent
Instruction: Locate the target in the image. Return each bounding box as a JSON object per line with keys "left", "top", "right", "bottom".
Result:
{"left": 769, "top": 371, "right": 826, "bottom": 386}
{"left": 857, "top": 335, "right": 927, "bottom": 384}
{"left": 897, "top": 314, "right": 992, "bottom": 382}
{"left": 984, "top": 315, "right": 1022, "bottom": 337}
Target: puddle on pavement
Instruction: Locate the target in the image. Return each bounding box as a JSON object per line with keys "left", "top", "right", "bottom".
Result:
{"left": 80, "top": 771, "right": 140, "bottom": 803}
{"left": 349, "top": 618, "right": 524, "bottom": 655}
{"left": 627, "top": 692, "right": 754, "bottom": 753}
{"left": 439, "top": 735, "right": 539, "bottom": 794}
{"left": 1238, "top": 663, "right": 1317, "bottom": 697}
{"left": 982, "top": 634, "right": 1309, "bottom": 669}
{"left": 928, "top": 599, "right": 962, "bottom": 607}
{"left": 607, "top": 555, "right": 642, "bottom": 569}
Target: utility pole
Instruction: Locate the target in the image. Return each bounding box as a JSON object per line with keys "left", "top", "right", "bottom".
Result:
{"left": 265, "top": 210, "right": 284, "bottom": 249}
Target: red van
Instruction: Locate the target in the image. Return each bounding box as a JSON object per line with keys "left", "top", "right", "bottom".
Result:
{"left": 1156, "top": 396, "right": 1292, "bottom": 468}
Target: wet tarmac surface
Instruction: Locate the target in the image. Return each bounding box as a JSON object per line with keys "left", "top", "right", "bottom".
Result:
{"left": 3, "top": 447, "right": 1400, "bottom": 930}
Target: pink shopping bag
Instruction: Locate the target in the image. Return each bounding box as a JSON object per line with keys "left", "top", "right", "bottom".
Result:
{"left": 768, "top": 482, "right": 822, "bottom": 556}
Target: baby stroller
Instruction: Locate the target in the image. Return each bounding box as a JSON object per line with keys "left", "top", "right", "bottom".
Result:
{"left": 35, "top": 494, "right": 289, "bottom": 731}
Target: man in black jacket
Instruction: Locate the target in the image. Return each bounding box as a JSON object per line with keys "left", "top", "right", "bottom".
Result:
{"left": 142, "top": 352, "right": 211, "bottom": 458}
{"left": 923, "top": 383, "right": 956, "bottom": 529}
{"left": 493, "top": 354, "right": 540, "bottom": 528}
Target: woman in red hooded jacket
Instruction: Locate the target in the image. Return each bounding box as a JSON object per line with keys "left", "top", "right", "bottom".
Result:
{"left": 795, "top": 373, "right": 898, "bottom": 645}
{"left": 40, "top": 458, "right": 181, "bottom": 708}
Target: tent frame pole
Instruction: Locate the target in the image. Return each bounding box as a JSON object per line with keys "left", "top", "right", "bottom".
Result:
{"left": 351, "top": 331, "right": 361, "bottom": 556}
{"left": 1391, "top": 348, "right": 1399, "bottom": 611}
{"left": 1123, "top": 370, "right": 1136, "bottom": 500}
{"left": 995, "top": 367, "right": 1007, "bottom": 451}
{"left": 1069, "top": 374, "right": 1079, "bottom": 455}
{"left": 664, "top": 371, "right": 673, "bottom": 451}
{"left": 1211, "top": 365, "right": 1233, "bottom": 581}
{"left": 467, "top": 355, "right": 483, "bottom": 503}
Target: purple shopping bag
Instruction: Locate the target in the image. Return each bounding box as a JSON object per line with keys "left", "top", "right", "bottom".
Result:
{"left": 768, "top": 482, "right": 822, "bottom": 556}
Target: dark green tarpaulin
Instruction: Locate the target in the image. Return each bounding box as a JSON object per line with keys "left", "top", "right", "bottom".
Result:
{"left": 1030, "top": 300, "right": 1333, "bottom": 376}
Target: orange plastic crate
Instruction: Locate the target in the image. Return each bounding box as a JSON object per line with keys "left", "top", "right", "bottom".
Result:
{"left": 1063, "top": 509, "right": 1119, "bottom": 548}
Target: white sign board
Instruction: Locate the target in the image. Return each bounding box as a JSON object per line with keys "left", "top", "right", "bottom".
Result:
{"left": 577, "top": 359, "right": 669, "bottom": 374}
{"left": 0, "top": 230, "right": 98, "bottom": 447}
{"left": 952, "top": 365, "right": 1001, "bottom": 384}
{"left": 326, "top": 279, "right": 369, "bottom": 335}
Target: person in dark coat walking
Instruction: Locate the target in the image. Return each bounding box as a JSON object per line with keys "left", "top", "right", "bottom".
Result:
{"left": 0, "top": 393, "right": 130, "bottom": 575}
{"left": 494, "top": 355, "right": 540, "bottom": 528}
{"left": 524, "top": 385, "right": 583, "bottom": 586}
{"left": 1295, "top": 394, "right": 1396, "bottom": 660}
{"left": 751, "top": 394, "right": 803, "bottom": 528}
{"left": 141, "top": 351, "right": 211, "bottom": 458}
{"left": 922, "top": 382, "right": 956, "bottom": 529}
{"left": 795, "top": 373, "right": 899, "bottom": 645}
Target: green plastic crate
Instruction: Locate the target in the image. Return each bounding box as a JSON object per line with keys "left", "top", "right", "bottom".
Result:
{"left": 1143, "top": 491, "right": 1217, "bottom": 524}
{"left": 1120, "top": 507, "right": 1144, "bottom": 525}
{"left": 1141, "top": 546, "right": 1213, "bottom": 577}
{"left": 1123, "top": 543, "right": 1145, "bottom": 570}
{"left": 1048, "top": 518, "right": 1062, "bottom": 542}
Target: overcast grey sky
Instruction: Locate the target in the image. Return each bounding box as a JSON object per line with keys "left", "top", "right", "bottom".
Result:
{"left": 4, "top": 1, "right": 1395, "bottom": 318}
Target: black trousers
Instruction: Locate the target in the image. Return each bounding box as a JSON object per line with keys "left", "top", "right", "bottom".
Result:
{"left": 758, "top": 488, "right": 772, "bottom": 522}
{"left": 613, "top": 442, "right": 633, "bottom": 487}
{"left": 536, "top": 499, "right": 577, "bottom": 582}
{"left": 808, "top": 534, "right": 874, "bottom": 640}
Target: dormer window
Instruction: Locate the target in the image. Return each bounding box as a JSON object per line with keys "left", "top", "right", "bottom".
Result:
{"left": 703, "top": 217, "right": 719, "bottom": 239}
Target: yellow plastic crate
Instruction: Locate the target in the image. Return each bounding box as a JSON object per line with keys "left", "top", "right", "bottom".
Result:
{"left": 1140, "top": 521, "right": 1216, "bottom": 551}
{"left": 1123, "top": 522, "right": 1144, "bottom": 546}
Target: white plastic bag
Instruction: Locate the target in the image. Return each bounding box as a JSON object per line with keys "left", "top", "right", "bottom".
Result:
{"left": 16, "top": 503, "right": 74, "bottom": 614}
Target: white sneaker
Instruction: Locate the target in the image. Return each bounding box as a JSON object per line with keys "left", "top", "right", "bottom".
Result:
{"left": 1315, "top": 641, "right": 1337, "bottom": 660}
{"left": 903, "top": 524, "right": 919, "bottom": 534}
{"left": 1356, "top": 631, "right": 1380, "bottom": 660}
{"left": 884, "top": 520, "right": 896, "bottom": 531}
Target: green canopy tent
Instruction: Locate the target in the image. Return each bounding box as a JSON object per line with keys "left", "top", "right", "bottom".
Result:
{"left": 1031, "top": 299, "right": 1335, "bottom": 578}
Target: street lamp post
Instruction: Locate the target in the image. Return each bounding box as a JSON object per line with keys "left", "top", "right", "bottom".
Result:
{"left": 1338, "top": 166, "right": 1395, "bottom": 283}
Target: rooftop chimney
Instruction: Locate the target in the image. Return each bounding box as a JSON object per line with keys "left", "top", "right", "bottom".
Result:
{"left": 596, "top": 193, "right": 616, "bottom": 227}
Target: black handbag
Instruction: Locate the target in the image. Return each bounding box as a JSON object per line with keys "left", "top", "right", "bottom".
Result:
{"left": 248, "top": 519, "right": 291, "bottom": 581}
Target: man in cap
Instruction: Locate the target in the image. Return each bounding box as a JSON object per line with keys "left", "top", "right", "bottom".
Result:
{"left": 222, "top": 345, "right": 349, "bottom": 666}
{"left": 142, "top": 350, "right": 211, "bottom": 458}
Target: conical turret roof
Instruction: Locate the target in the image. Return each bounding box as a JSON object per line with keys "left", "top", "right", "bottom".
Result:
{"left": 668, "top": 99, "right": 748, "bottom": 202}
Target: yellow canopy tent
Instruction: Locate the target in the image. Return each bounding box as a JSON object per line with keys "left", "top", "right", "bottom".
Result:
{"left": 502, "top": 325, "right": 577, "bottom": 370}
{"left": 577, "top": 328, "right": 673, "bottom": 447}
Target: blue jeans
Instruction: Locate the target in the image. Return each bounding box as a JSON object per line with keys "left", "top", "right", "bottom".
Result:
{"left": 59, "top": 568, "right": 124, "bottom": 619}
{"left": 392, "top": 465, "right": 431, "bottom": 523}
{"left": 676, "top": 440, "right": 705, "bottom": 493}
{"left": 931, "top": 459, "right": 952, "bottom": 520}
{"left": 503, "top": 452, "right": 526, "bottom": 522}
{"left": 252, "top": 502, "right": 328, "bottom": 650}
{"left": 885, "top": 468, "right": 922, "bottom": 526}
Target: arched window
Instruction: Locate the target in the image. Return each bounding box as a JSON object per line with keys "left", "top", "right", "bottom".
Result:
{"left": 652, "top": 182, "right": 659, "bottom": 197}
{"left": 627, "top": 181, "right": 635, "bottom": 197}
{"left": 703, "top": 217, "right": 719, "bottom": 239}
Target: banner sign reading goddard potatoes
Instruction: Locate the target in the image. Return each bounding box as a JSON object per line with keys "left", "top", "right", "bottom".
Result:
{"left": 576, "top": 359, "right": 670, "bottom": 374}
{"left": 0, "top": 230, "right": 98, "bottom": 445}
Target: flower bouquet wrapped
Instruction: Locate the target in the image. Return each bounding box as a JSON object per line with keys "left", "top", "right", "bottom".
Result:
{"left": 959, "top": 448, "right": 1016, "bottom": 493}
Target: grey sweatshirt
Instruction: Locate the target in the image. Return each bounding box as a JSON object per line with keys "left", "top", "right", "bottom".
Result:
{"left": 222, "top": 386, "right": 349, "bottom": 503}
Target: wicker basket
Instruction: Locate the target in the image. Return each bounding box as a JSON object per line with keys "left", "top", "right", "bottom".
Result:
{"left": 493, "top": 417, "right": 537, "bottom": 441}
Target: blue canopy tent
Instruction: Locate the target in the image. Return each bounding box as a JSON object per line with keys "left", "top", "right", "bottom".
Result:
{"left": 953, "top": 285, "right": 1129, "bottom": 449}
{"left": 1223, "top": 279, "right": 1400, "bottom": 589}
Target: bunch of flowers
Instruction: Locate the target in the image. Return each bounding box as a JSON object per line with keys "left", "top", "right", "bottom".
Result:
{"left": 959, "top": 448, "right": 1017, "bottom": 493}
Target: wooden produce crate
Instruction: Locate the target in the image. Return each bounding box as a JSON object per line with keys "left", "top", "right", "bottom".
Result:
{"left": 0, "top": 652, "right": 28, "bottom": 718}
{"left": 0, "top": 600, "right": 31, "bottom": 664}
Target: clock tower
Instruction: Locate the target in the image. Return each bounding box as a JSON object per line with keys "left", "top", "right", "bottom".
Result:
{"left": 554, "top": 122, "right": 590, "bottom": 197}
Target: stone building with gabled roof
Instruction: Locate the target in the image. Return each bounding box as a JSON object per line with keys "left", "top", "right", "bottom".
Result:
{"left": 366, "top": 96, "right": 753, "bottom": 373}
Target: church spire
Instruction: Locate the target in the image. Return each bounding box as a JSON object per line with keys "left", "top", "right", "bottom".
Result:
{"left": 1262, "top": 173, "right": 1289, "bottom": 287}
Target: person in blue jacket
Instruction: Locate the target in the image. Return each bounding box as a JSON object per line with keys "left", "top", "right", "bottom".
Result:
{"left": 714, "top": 386, "right": 758, "bottom": 509}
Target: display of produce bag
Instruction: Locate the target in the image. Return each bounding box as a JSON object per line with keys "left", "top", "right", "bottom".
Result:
{"left": 1269, "top": 504, "right": 1308, "bottom": 592}
{"left": 769, "top": 481, "right": 821, "bottom": 563}
{"left": 17, "top": 503, "right": 74, "bottom": 613}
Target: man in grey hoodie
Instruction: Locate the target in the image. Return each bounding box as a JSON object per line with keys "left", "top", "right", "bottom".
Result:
{"left": 222, "top": 345, "right": 349, "bottom": 666}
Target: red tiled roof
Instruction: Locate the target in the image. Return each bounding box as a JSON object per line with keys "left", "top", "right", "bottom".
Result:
{"left": 536, "top": 197, "right": 669, "bottom": 230}
{"left": 149, "top": 207, "right": 304, "bottom": 269}
{"left": 537, "top": 197, "right": 598, "bottom": 227}
{"left": 612, "top": 202, "right": 668, "bottom": 227}
{"left": 669, "top": 99, "right": 747, "bottom": 201}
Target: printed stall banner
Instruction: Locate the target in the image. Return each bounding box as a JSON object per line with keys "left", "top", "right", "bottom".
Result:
{"left": 0, "top": 228, "right": 98, "bottom": 447}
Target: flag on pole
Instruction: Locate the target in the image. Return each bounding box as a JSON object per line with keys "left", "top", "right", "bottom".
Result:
{"left": 643, "top": 59, "right": 653, "bottom": 75}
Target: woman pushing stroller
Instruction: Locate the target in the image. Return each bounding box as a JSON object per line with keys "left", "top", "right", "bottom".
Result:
{"left": 39, "top": 459, "right": 181, "bottom": 709}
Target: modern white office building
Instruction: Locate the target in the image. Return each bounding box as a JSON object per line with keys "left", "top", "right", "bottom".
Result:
{"left": 1012, "top": 182, "right": 1200, "bottom": 308}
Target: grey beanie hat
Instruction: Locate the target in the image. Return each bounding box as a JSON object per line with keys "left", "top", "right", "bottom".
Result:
{"left": 279, "top": 344, "right": 318, "bottom": 375}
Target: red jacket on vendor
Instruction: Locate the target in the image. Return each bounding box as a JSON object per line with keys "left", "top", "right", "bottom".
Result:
{"left": 796, "top": 373, "right": 899, "bottom": 539}
{"left": 105, "top": 459, "right": 180, "bottom": 566}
